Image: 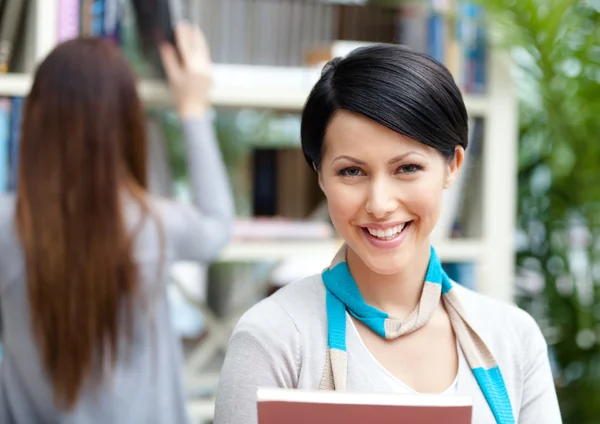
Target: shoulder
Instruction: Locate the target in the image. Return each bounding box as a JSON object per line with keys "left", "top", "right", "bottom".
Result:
{"left": 0, "top": 193, "right": 15, "bottom": 222}
{"left": 0, "top": 194, "right": 16, "bottom": 245}
{"left": 232, "top": 273, "right": 326, "bottom": 344}
{"left": 451, "top": 283, "right": 547, "bottom": 371}
{"left": 0, "top": 194, "right": 21, "bottom": 283}
{"left": 453, "top": 283, "right": 542, "bottom": 341}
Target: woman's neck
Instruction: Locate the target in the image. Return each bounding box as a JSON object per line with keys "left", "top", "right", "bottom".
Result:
{"left": 346, "top": 242, "right": 432, "bottom": 320}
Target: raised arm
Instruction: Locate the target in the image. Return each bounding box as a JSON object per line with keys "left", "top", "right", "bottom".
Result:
{"left": 159, "top": 23, "right": 235, "bottom": 261}
{"left": 174, "top": 114, "right": 234, "bottom": 260}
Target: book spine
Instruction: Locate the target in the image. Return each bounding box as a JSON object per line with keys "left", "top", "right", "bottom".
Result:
{"left": 117, "top": 0, "right": 151, "bottom": 77}
{"left": 57, "top": 0, "right": 80, "bottom": 42}
{"left": 0, "top": 0, "right": 27, "bottom": 73}
{"left": 458, "top": 1, "right": 479, "bottom": 93}
{"left": 91, "top": 0, "right": 106, "bottom": 36}
{"left": 473, "top": 5, "right": 486, "bottom": 94}
{"left": 8, "top": 97, "right": 24, "bottom": 191}
{"left": 103, "top": 0, "right": 120, "bottom": 41}
{"left": 79, "top": 0, "right": 93, "bottom": 36}
{"left": 0, "top": 98, "right": 11, "bottom": 193}
{"left": 427, "top": 10, "right": 446, "bottom": 64}
{"left": 396, "top": 4, "right": 429, "bottom": 53}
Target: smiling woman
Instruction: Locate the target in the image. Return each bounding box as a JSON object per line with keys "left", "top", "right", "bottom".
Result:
{"left": 214, "top": 45, "right": 561, "bottom": 424}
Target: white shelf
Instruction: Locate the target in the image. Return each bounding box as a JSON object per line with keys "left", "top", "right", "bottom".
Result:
{"left": 186, "top": 398, "right": 215, "bottom": 423}
{"left": 0, "top": 73, "right": 171, "bottom": 103}
{"left": 0, "top": 64, "right": 489, "bottom": 117}
{"left": 0, "top": 74, "right": 31, "bottom": 97}
{"left": 219, "top": 238, "right": 343, "bottom": 262}
{"left": 218, "top": 238, "right": 484, "bottom": 263}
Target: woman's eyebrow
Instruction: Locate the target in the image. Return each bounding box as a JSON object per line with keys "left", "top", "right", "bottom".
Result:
{"left": 331, "top": 155, "right": 365, "bottom": 165}
{"left": 332, "top": 151, "right": 422, "bottom": 165}
{"left": 387, "top": 151, "right": 423, "bottom": 164}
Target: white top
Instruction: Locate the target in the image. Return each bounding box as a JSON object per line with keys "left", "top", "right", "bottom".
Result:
{"left": 347, "top": 314, "right": 459, "bottom": 395}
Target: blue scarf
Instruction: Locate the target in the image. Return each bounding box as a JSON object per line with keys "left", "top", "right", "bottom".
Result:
{"left": 319, "top": 243, "right": 515, "bottom": 424}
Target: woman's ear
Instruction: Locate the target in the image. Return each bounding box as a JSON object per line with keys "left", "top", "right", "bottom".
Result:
{"left": 444, "top": 145, "right": 465, "bottom": 189}
{"left": 313, "top": 162, "right": 325, "bottom": 192}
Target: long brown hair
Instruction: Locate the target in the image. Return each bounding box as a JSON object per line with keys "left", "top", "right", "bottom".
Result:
{"left": 15, "top": 38, "right": 155, "bottom": 409}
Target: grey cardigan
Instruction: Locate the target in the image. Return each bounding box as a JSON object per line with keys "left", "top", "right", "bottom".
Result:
{"left": 0, "top": 116, "right": 234, "bottom": 423}
{"left": 214, "top": 274, "right": 562, "bottom": 424}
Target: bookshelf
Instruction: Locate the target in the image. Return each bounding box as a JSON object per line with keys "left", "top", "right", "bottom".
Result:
{"left": 0, "top": 0, "right": 517, "bottom": 305}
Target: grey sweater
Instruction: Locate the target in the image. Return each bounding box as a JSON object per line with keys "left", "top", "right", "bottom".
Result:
{"left": 0, "top": 117, "right": 234, "bottom": 423}
{"left": 214, "top": 274, "right": 562, "bottom": 424}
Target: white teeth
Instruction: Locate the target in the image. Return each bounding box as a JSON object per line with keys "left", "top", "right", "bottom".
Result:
{"left": 367, "top": 223, "right": 408, "bottom": 239}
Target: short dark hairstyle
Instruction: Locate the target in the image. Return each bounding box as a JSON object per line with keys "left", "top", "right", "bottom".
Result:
{"left": 300, "top": 44, "right": 469, "bottom": 170}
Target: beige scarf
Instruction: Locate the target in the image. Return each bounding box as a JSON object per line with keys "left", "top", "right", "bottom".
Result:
{"left": 318, "top": 243, "right": 514, "bottom": 424}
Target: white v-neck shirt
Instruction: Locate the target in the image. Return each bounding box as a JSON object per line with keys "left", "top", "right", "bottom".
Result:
{"left": 346, "top": 314, "right": 459, "bottom": 395}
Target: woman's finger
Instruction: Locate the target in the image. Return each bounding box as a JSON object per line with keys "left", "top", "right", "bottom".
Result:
{"left": 175, "top": 21, "right": 195, "bottom": 67}
{"left": 159, "top": 42, "right": 181, "bottom": 82}
{"left": 191, "top": 24, "right": 209, "bottom": 56}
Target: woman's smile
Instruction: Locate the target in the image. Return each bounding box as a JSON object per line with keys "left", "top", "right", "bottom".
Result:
{"left": 359, "top": 221, "right": 413, "bottom": 249}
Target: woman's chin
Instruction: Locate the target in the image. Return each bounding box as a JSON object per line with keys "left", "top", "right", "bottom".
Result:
{"left": 350, "top": 249, "right": 410, "bottom": 276}
{"left": 366, "top": 258, "right": 408, "bottom": 276}
{"left": 348, "top": 236, "right": 423, "bottom": 276}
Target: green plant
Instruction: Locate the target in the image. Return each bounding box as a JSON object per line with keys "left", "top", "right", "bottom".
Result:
{"left": 472, "top": 0, "right": 600, "bottom": 422}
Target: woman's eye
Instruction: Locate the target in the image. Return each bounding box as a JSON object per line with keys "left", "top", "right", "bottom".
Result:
{"left": 397, "top": 164, "right": 422, "bottom": 174}
{"left": 338, "top": 167, "right": 364, "bottom": 177}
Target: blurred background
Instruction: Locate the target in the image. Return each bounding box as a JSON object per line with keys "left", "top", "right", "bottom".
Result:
{"left": 0, "top": 0, "right": 598, "bottom": 423}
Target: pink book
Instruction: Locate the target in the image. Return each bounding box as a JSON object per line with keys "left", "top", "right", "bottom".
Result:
{"left": 57, "top": 0, "right": 80, "bottom": 42}
{"left": 257, "top": 388, "right": 472, "bottom": 424}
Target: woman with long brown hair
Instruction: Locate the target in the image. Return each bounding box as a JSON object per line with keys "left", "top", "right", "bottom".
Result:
{"left": 0, "top": 22, "right": 234, "bottom": 423}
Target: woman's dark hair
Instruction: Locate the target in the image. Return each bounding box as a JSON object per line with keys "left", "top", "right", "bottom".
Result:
{"left": 301, "top": 44, "right": 469, "bottom": 170}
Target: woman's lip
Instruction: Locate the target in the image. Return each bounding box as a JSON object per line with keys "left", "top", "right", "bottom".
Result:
{"left": 361, "top": 222, "right": 411, "bottom": 250}
{"left": 359, "top": 221, "right": 409, "bottom": 230}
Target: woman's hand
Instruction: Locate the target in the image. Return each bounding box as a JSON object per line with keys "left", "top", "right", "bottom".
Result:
{"left": 159, "top": 21, "right": 212, "bottom": 118}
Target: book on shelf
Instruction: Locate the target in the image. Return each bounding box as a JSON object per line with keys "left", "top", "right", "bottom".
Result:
{"left": 0, "top": 98, "right": 10, "bottom": 191}
{"left": 0, "top": 0, "right": 28, "bottom": 73}
{"left": 0, "top": 96, "right": 23, "bottom": 193}
{"left": 257, "top": 387, "right": 472, "bottom": 424}
{"left": 430, "top": 116, "right": 484, "bottom": 242}
{"left": 130, "top": 0, "right": 187, "bottom": 53}
{"left": 129, "top": 0, "right": 190, "bottom": 78}
{"left": 251, "top": 146, "right": 324, "bottom": 220}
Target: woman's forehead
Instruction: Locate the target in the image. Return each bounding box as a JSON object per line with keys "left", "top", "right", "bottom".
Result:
{"left": 323, "top": 111, "right": 433, "bottom": 159}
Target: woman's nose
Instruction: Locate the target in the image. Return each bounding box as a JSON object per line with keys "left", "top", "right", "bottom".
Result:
{"left": 364, "top": 177, "right": 397, "bottom": 219}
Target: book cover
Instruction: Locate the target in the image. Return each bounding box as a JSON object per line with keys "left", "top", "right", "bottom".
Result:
{"left": 8, "top": 96, "right": 23, "bottom": 191}
{"left": 429, "top": 117, "right": 477, "bottom": 242}
{"left": 0, "top": 97, "right": 11, "bottom": 192}
{"left": 257, "top": 387, "right": 472, "bottom": 424}
{"left": 0, "top": 0, "right": 27, "bottom": 73}
{"left": 57, "top": 0, "right": 80, "bottom": 42}
{"left": 129, "top": 0, "right": 188, "bottom": 77}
